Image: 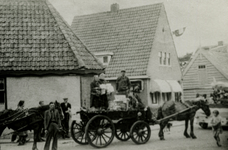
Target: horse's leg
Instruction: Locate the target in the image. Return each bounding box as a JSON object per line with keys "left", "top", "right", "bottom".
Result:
{"left": 158, "top": 120, "right": 168, "bottom": 140}
{"left": 32, "top": 126, "right": 39, "bottom": 150}
{"left": 184, "top": 119, "right": 190, "bottom": 138}
{"left": 190, "top": 118, "right": 197, "bottom": 139}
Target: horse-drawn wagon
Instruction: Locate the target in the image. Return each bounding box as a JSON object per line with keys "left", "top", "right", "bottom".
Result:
{"left": 70, "top": 92, "right": 210, "bottom": 148}
{"left": 71, "top": 107, "right": 154, "bottom": 148}
{"left": 71, "top": 92, "right": 155, "bottom": 148}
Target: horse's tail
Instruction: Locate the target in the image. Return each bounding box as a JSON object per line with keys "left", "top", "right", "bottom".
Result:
{"left": 156, "top": 107, "right": 163, "bottom": 120}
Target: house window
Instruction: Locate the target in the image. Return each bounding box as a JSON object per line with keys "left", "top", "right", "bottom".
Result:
{"left": 168, "top": 53, "right": 170, "bottom": 65}
{"left": 198, "top": 65, "right": 205, "bottom": 69}
{"left": 151, "top": 92, "right": 159, "bottom": 104}
{"left": 175, "top": 93, "right": 181, "bottom": 102}
{"left": 103, "top": 56, "right": 108, "bottom": 63}
{"left": 163, "top": 52, "right": 166, "bottom": 65}
{"left": 158, "top": 52, "right": 162, "bottom": 65}
{"left": 0, "top": 78, "right": 6, "bottom": 104}
{"left": 166, "top": 93, "right": 171, "bottom": 101}
{"left": 159, "top": 52, "right": 170, "bottom": 66}
{"left": 198, "top": 65, "right": 207, "bottom": 85}
{"left": 131, "top": 80, "right": 143, "bottom": 91}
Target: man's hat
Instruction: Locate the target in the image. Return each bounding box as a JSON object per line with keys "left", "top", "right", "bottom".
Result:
{"left": 121, "top": 69, "right": 126, "bottom": 72}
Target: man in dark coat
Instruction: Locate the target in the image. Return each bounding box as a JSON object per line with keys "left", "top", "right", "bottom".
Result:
{"left": 90, "top": 75, "right": 101, "bottom": 108}
{"left": 116, "top": 69, "right": 131, "bottom": 96}
{"left": 99, "top": 73, "right": 108, "bottom": 109}
{"left": 44, "top": 102, "right": 62, "bottom": 150}
{"left": 60, "top": 98, "right": 71, "bottom": 138}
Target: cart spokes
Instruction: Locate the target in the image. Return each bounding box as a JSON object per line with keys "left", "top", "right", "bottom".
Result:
{"left": 85, "top": 115, "right": 115, "bottom": 148}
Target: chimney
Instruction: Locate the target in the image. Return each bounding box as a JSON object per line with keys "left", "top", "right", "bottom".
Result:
{"left": 218, "top": 41, "right": 223, "bottom": 46}
{"left": 110, "top": 3, "right": 119, "bottom": 12}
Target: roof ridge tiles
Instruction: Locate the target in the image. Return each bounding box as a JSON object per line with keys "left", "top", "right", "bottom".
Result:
{"left": 0, "top": 0, "right": 103, "bottom": 72}
{"left": 45, "top": 0, "right": 103, "bottom": 70}
{"left": 71, "top": 2, "right": 163, "bottom": 77}
{"left": 73, "top": 2, "right": 163, "bottom": 20}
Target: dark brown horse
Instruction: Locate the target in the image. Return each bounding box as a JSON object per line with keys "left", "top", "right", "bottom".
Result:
{"left": 157, "top": 97, "right": 211, "bottom": 140}
{"left": 0, "top": 101, "right": 63, "bottom": 150}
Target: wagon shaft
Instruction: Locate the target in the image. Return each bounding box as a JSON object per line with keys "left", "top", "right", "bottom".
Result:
{"left": 157, "top": 106, "right": 196, "bottom": 123}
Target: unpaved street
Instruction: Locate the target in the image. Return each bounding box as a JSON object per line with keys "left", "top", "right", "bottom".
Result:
{"left": 1, "top": 123, "right": 228, "bottom": 150}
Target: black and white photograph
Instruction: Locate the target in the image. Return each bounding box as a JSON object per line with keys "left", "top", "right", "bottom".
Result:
{"left": 0, "top": 0, "right": 227, "bottom": 150}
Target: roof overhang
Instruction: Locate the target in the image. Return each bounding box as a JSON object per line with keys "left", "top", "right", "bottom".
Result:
{"left": 93, "top": 52, "right": 114, "bottom": 56}
{"left": 0, "top": 69, "right": 104, "bottom": 77}
{"left": 106, "top": 75, "right": 150, "bottom": 80}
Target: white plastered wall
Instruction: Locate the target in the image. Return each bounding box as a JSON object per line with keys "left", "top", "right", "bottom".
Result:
{"left": 6, "top": 76, "right": 81, "bottom": 113}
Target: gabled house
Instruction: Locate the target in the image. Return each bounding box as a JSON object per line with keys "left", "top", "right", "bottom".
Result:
{"left": 183, "top": 41, "right": 228, "bottom": 100}
{"left": 71, "top": 3, "right": 182, "bottom": 106}
{"left": 0, "top": 0, "right": 103, "bottom": 111}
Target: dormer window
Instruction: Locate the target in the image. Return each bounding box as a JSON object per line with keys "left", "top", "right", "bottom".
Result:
{"left": 103, "top": 56, "right": 108, "bottom": 63}
{"left": 94, "top": 52, "right": 113, "bottom": 67}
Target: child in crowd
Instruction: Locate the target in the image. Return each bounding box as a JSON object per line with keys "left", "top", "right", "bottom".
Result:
{"left": 211, "top": 110, "right": 223, "bottom": 147}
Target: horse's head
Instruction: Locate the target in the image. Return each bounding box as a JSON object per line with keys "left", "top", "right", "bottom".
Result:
{"left": 54, "top": 100, "right": 64, "bottom": 120}
{"left": 193, "top": 98, "right": 211, "bottom": 116}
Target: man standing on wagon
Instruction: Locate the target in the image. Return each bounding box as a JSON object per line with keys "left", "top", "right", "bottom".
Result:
{"left": 116, "top": 69, "right": 131, "bottom": 96}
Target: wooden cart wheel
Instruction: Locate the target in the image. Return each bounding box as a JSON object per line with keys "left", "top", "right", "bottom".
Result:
{"left": 85, "top": 115, "right": 115, "bottom": 148}
{"left": 71, "top": 120, "right": 88, "bottom": 145}
{"left": 115, "top": 120, "right": 131, "bottom": 141}
{"left": 130, "top": 121, "right": 151, "bottom": 144}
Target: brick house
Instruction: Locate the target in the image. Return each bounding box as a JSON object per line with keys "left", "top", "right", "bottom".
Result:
{"left": 71, "top": 3, "right": 182, "bottom": 107}
{"left": 183, "top": 41, "right": 228, "bottom": 100}
{"left": 0, "top": 0, "right": 103, "bottom": 111}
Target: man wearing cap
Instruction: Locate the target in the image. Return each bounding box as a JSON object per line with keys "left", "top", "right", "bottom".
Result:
{"left": 44, "top": 102, "right": 62, "bottom": 150}
{"left": 60, "top": 98, "right": 71, "bottom": 138}
{"left": 116, "top": 69, "right": 131, "bottom": 95}
{"left": 38, "top": 100, "right": 45, "bottom": 142}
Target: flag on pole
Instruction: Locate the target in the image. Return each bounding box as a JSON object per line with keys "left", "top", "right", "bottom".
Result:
{"left": 172, "top": 27, "right": 186, "bottom": 37}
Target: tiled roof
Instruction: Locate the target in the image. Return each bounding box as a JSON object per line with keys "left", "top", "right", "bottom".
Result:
{"left": 71, "top": 3, "right": 163, "bottom": 77}
{"left": 202, "top": 45, "right": 228, "bottom": 79}
{"left": 0, "top": 0, "right": 103, "bottom": 71}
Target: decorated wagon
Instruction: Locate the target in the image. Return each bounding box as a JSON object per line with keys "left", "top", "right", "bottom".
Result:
{"left": 70, "top": 92, "right": 156, "bottom": 148}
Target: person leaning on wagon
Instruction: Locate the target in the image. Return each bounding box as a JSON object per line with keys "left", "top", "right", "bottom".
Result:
{"left": 128, "top": 85, "right": 145, "bottom": 109}
{"left": 90, "top": 75, "right": 101, "bottom": 108}
{"left": 116, "top": 69, "right": 131, "bottom": 96}
{"left": 99, "top": 73, "right": 108, "bottom": 109}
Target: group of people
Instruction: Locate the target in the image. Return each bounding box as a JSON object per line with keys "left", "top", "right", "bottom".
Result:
{"left": 210, "top": 88, "right": 228, "bottom": 104}
{"left": 12, "top": 98, "right": 71, "bottom": 150}
{"left": 90, "top": 70, "right": 144, "bottom": 110}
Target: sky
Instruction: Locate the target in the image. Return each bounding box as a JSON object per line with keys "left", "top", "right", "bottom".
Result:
{"left": 49, "top": 0, "right": 228, "bottom": 57}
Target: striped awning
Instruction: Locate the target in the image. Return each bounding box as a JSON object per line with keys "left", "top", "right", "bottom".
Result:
{"left": 166, "top": 80, "right": 182, "bottom": 93}
{"left": 151, "top": 79, "right": 171, "bottom": 93}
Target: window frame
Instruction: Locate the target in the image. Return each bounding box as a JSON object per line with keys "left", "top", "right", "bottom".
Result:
{"left": 168, "top": 53, "right": 171, "bottom": 65}
{"left": 158, "top": 52, "right": 162, "bottom": 65}
{"left": 163, "top": 52, "right": 166, "bottom": 65}
{"left": 151, "top": 92, "right": 159, "bottom": 104}
{"left": 198, "top": 65, "right": 207, "bottom": 85}
{"left": 0, "top": 78, "right": 6, "bottom": 107}
{"left": 103, "top": 56, "right": 108, "bottom": 63}
{"left": 130, "top": 80, "right": 143, "bottom": 91}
